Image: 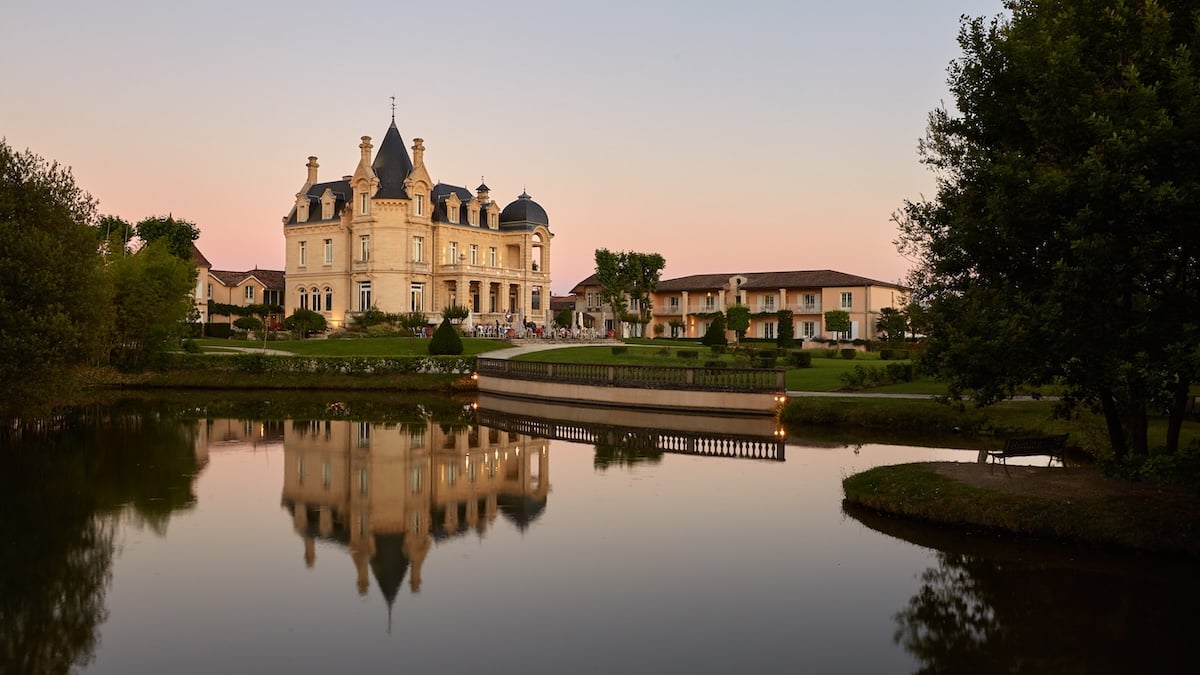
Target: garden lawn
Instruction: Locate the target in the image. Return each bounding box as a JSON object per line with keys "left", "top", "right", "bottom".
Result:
{"left": 509, "top": 344, "right": 945, "bottom": 394}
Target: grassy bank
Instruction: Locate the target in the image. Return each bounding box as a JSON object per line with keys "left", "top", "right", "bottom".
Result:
{"left": 193, "top": 336, "right": 507, "bottom": 356}
{"left": 843, "top": 463, "right": 1200, "bottom": 556}
{"left": 93, "top": 366, "right": 473, "bottom": 392}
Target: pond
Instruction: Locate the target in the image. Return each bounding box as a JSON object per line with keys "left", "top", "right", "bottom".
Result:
{"left": 1, "top": 393, "right": 1195, "bottom": 674}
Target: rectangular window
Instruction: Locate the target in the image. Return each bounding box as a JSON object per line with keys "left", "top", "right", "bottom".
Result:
{"left": 841, "top": 292, "right": 853, "bottom": 309}
{"left": 264, "top": 290, "right": 280, "bottom": 306}
{"left": 412, "top": 236, "right": 424, "bottom": 262}
{"left": 704, "top": 296, "right": 716, "bottom": 311}
{"left": 358, "top": 422, "right": 370, "bottom": 449}
{"left": 358, "top": 281, "right": 372, "bottom": 310}
{"left": 360, "top": 235, "right": 370, "bottom": 262}
{"left": 415, "top": 194, "right": 424, "bottom": 216}
{"left": 449, "top": 241, "right": 458, "bottom": 263}
{"left": 669, "top": 296, "right": 679, "bottom": 309}
{"left": 531, "top": 285, "right": 542, "bottom": 311}
{"left": 449, "top": 205, "right": 459, "bottom": 223}
{"left": 803, "top": 294, "right": 818, "bottom": 312}
{"left": 324, "top": 239, "right": 333, "bottom": 264}
{"left": 410, "top": 283, "right": 424, "bottom": 312}
{"left": 324, "top": 288, "right": 331, "bottom": 311}
{"left": 299, "top": 241, "right": 307, "bottom": 266}
{"left": 763, "top": 295, "right": 776, "bottom": 311}
{"left": 763, "top": 322, "right": 775, "bottom": 339}
{"left": 244, "top": 286, "right": 254, "bottom": 301}
{"left": 361, "top": 193, "right": 369, "bottom": 214}
{"left": 489, "top": 247, "right": 497, "bottom": 266}
{"left": 802, "top": 321, "right": 817, "bottom": 339}
{"left": 470, "top": 244, "right": 478, "bottom": 265}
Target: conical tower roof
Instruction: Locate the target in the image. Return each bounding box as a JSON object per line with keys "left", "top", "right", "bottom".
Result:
{"left": 371, "top": 121, "right": 414, "bottom": 199}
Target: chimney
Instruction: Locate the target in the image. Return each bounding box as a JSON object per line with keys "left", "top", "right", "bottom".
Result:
{"left": 412, "top": 138, "right": 425, "bottom": 166}
{"left": 305, "top": 156, "right": 319, "bottom": 185}
{"left": 359, "top": 136, "right": 373, "bottom": 164}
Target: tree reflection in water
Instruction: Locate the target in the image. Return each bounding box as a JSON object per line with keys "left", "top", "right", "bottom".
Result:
{"left": 846, "top": 505, "right": 1199, "bottom": 674}
{"left": 0, "top": 404, "right": 201, "bottom": 674}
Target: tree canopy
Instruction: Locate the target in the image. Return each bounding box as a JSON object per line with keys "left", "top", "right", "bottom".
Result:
{"left": 593, "top": 249, "right": 666, "bottom": 332}
{"left": 896, "top": 0, "right": 1200, "bottom": 458}
{"left": 0, "top": 139, "right": 112, "bottom": 413}
{"left": 134, "top": 215, "right": 199, "bottom": 260}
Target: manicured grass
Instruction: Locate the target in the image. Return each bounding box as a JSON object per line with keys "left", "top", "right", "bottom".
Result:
{"left": 193, "top": 337, "right": 508, "bottom": 357}
{"left": 843, "top": 463, "right": 1200, "bottom": 556}
{"left": 510, "top": 344, "right": 947, "bottom": 393}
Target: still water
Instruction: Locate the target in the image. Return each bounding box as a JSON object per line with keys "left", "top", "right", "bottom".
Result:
{"left": 2, "top": 393, "right": 1195, "bottom": 674}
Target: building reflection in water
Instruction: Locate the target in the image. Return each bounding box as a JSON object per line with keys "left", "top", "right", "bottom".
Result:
{"left": 279, "top": 418, "right": 548, "bottom": 615}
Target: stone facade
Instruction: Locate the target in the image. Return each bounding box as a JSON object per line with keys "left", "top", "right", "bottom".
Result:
{"left": 282, "top": 119, "right": 553, "bottom": 330}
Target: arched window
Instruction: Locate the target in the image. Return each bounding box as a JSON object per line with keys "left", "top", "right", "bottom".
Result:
{"left": 311, "top": 287, "right": 321, "bottom": 311}
{"left": 299, "top": 288, "right": 308, "bottom": 310}
{"left": 324, "top": 287, "right": 332, "bottom": 311}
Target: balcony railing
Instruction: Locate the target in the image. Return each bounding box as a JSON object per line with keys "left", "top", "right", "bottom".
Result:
{"left": 476, "top": 358, "right": 785, "bottom": 393}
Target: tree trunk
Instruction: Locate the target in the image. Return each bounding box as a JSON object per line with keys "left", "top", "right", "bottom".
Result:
{"left": 1166, "top": 382, "right": 1190, "bottom": 455}
{"left": 1098, "top": 389, "right": 1128, "bottom": 461}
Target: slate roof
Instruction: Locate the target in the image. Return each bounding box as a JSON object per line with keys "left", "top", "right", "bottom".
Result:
{"left": 431, "top": 182, "right": 477, "bottom": 225}
{"left": 499, "top": 191, "right": 549, "bottom": 229}
{"left": 371, "top": 121, "right": 413, "bottom": 199}
{"left": 655, "top": 270, "right": 904, "bottom": 292}
{"left": 285, "top": 179, "right": 351, "bottom": 225}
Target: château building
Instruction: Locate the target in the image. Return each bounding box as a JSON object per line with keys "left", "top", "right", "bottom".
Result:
{"left": 282, "top": 117, "right": 553, "bottom": 329}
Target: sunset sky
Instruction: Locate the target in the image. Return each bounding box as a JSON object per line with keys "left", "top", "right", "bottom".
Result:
{"left": 2, "top": 0, "right": 1004, "bottom": 294}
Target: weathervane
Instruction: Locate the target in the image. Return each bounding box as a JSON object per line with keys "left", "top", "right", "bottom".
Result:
{"left": 390, "top": 96, "right": 396, "bottom": 122}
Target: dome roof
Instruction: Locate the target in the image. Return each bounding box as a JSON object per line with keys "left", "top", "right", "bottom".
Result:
{"left": 499, "top": 191, "right": 548, "bottom": 227}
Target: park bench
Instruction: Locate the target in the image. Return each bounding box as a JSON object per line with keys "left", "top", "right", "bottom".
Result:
{"left": 987, "top": 434, "right": 1069, "bottom": 476}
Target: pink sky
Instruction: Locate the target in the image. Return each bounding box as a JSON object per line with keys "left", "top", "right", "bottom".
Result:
{"left": 1, "top": 0, "right": 1003, "bottom": 295}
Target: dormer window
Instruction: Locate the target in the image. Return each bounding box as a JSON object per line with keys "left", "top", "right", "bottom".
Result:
{"left": 449, "top": 204, "right": 459, "bottom": 223}
{"left": 360, "top": 193, "right": 369, "bottom": 215}
{"left": 469, "top": 208, "right": 478, "bottom": 226}
{"left": 415, "top": 194, "right": 424, "bottom": 216}
{"left": 489, "top": 213, "right": 498, "bottom": 229}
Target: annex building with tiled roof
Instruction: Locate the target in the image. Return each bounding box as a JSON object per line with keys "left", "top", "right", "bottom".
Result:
{"left": 572, "top": 269, "right": 907, "bottom": 342}
{"left": 281, "top": 116, "right": 553, "bottom": 329}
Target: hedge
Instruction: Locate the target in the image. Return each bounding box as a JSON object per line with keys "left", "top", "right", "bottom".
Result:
{"left": 158, "top": 353, "right": 476, "bottom": 375}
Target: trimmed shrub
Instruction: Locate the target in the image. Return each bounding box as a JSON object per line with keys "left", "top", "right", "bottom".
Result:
{"left": 757, "top": 348, "right": 778, "bottom": 359}
{"left": 611, "top": 345, "right": 629, "bottom": 355}
{"left": 710, "top": 344, "right": 727, "bottom": 355}
{"left": 703, "top": 360, "right": 728, "bottom": 368}
{"left": 181, "top": 339, "right": 201, "bottom": 353}
{"left": 677, "top": 350, "right": 699, "bottom": 359}
{"left": 789, "top": 351, "right": 813, "bottom": 368}
{"left": 880, "top": 348, "right": 911, "bottom": 360}
{"left": 753, "top": 356, "right": 777, "bottom": 369}
{"left": 840, "top": 348, "right": 858, "bottom": 360}
{"left": 428, "top": 318, "right": 464, "bottom": 355}
{"left": 205, "top": 323, "right": 232, "bottom": 339}
{"left": 701, "top": 314, "right": 728, "bottom": 346}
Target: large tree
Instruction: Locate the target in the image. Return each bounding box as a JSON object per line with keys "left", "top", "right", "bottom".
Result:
{"left": 0, "top": 140, "right": 112, "bottom": 413}
{"left": 896, "top": 1, "right": 1200, "bottom": 459}
{"left": 593, "top": 249, "right": 666, "bottom": 335}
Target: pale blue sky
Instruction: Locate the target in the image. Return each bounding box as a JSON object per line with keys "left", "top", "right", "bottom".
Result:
{"left": 1, "top": 0, "right": 1004, "bottom": 293}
